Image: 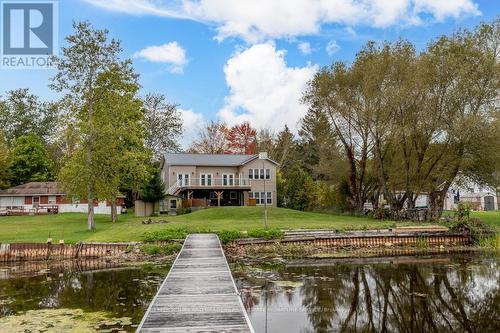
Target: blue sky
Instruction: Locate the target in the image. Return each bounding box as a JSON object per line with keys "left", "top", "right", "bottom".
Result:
{"left": 1, "top": 0, "right": 498, "bottom": 146}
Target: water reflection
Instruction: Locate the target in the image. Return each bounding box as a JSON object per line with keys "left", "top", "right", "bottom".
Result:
{"left": 235, "top": 255, "right": 500, "bottom": 333}
{"left": 0, "top": 260, "right": 169, "bottom": 327}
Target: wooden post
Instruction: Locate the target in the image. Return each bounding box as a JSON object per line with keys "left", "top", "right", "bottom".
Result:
{"left": 215, "top": 191, "right": 224, "bottom": 207}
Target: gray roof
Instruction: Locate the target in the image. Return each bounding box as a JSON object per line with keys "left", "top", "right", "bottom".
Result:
{"left": 0, "top": 182, "right": 64, "bottom": 196}
{"left": 164, "top": 153, "right": 258, "bottom": 166}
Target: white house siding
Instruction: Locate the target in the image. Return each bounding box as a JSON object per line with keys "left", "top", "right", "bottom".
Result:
{"left": 57, "top": 202, "right": 121, "bottom": 214}
{"left": 0, "top": 197, "right": 120, "bottom": 215}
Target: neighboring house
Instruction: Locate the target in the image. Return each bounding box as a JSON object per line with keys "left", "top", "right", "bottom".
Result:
{"left": 160, "top": 152, "right": 278, "bottom": 211}
{"left": 444, "top": 182, "right": 498, "bottom": 211}
{"left": 0, "top": 182, "right": 124, "bottom": 215}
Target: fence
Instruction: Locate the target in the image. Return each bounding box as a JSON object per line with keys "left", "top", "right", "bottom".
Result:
{"left": 0, "top": 242, "right": 135, "bottom": 262}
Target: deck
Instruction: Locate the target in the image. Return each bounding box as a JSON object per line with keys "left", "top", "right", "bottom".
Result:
{"left": 137, "top": 234, "right": 254, "bottom": 333}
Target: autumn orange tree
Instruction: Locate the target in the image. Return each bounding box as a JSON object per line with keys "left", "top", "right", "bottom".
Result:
{"left": 226, "top": 121, "right": 257, "bottom": 154}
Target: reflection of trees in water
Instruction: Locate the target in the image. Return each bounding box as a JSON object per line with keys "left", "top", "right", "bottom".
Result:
{"left": 243, "top": 258, "right": 499, "bottom": 333}
{"left": 303, "top": 264, "right": 500, "bottom": 332}
{"left": 0, "top": 266, "right": 165, "bottom": 322}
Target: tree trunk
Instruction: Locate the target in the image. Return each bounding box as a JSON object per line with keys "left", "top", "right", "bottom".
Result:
{"left": 87, "top": 95, "right": 94, "bottom": 231}
{"left": 111, "top": 198, "right": 117, "bottom": 222}
{"left": 429, "top": 188, "right": 447, "bottom": 221}
{"left": 87, "top": 186, "right": 94, "bottom": 230}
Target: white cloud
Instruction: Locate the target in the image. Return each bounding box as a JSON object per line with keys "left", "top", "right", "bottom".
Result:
{"left": 298, "top": 42, "right": 312, "bottom": 55}
{"left": 218, "top": 43, "right": 318, "bottom": 133}
{"left": 84, "top": 0, "right": 481, "bottom": 42}
{"left": 326, "top": 40, "right": 340, "bottom": 56}
{"left": 133, "top": 42, "right": 187, "bottom": 73}
{"left": 179, "top": 108, "right": 204, "bottom": 148}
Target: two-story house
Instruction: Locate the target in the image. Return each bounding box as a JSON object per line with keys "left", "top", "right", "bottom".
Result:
{"left": 159, "top": 152, "right": 278, "bottom": 211}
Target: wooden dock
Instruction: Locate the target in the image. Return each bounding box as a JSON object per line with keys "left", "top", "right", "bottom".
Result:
{"left": 137, "top": 234, "right": 254, "bottom": 333}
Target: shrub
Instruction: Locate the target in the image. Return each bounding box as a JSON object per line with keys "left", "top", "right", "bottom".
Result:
{"left": 247, "top": 228, "right": 284, "bottom": 240}
{"left": 176, "top": 207, "right": 191, "bottom": 215}
{"left": 140, "top": 243, "right": 182, "bottom": 255}
{"left": 444, "top": 217, "right": 494, "bottom": 244}
{"left": 369, "top": 208, "right": 391, "bottom": 220}
{"left": 143, "top": 227, "right": 190, "bottom": 242}
{"left": 217, "top": 230, "right": 245, "bottom": 244}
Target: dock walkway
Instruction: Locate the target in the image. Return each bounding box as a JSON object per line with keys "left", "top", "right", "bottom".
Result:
{"left": 137, "top": 234, "right": 254, "bottom": 333}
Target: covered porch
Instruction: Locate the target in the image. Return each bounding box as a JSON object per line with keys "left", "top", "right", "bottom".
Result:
{"left": 180, "top": 189, "right": 251, "bottom": 208}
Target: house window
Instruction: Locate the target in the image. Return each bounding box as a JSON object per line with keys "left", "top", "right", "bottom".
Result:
{"left": 249, "top": 169, "right": 253, "bottom": 179}
{"left": 250, "top": 192, "right": 272, "bottom": 205}
{"left": 223, "top": 174, "right": 234, "bottom": 186}
{"left": 254, "top": 169, "right": 259, "bottom": 180}
{"left": 265, "top": 169, "right": 271, "bottom": 180}
{"left": 48, "top": 196, "right": 57, "bottom": 204}
{"left": 230, "top": 191, "right": 237, "bottom": 200}
{"left": 177, "top": 173, "right": 190, "bottom": 186}
{"left": 210, "top": 191, "right": 217, "bottom": 199}
{"left": 200, "top": 174, "right": 212, "bottom": 186}
{"left": 170, "top": 199, "right": 177, "bottom": 209}
{"left": 260, "top": 169, "right": 265, "bottom": 179}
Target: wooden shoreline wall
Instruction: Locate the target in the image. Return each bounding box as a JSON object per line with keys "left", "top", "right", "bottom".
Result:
{"left": 0, "top": 242, "right": 134, "bottom": 262}
{"left": 235, "top": 232, "right": 471, "bottom": 248}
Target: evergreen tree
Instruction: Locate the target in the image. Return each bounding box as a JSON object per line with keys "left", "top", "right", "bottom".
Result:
{"left": 141, "top": 170, "right": 166, "bottom": 215}
{"left": 272, "top": 125, "right": 296, "bottom": 177}
{"left": 285, "top": 166, "right": 315, "bottom": 211}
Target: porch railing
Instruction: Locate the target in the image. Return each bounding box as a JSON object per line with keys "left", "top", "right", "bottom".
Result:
{"left": 176, "top": 177, "right": 251, "bottom": 188}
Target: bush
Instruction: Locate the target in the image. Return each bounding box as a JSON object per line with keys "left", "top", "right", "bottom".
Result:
{"left": 369, "top": 208, "right": 391, "bottom": 220}
{"left": 247, "top": 228, "right": 284, "bottom": 240}
{"left": 143, "top": 227, "right": 243, "bottom": 244}
{"left": 445, "top": 217, "right": 494, "bottom": 244}
{"left": 176, "top": 207, "right": 191, "bottom": 215}
{"left": 143, "top": 227, "right": 191, "bottom": 242}
{"left": 217, "top": 230, "right": 244, "bottom": 244}
{"left": 140, "top": 243, "right": 182, "bottom": 255}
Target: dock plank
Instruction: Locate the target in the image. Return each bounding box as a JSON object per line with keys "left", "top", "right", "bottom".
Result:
{"left": 137, "top": 234, "right": 254, "bottom": 333}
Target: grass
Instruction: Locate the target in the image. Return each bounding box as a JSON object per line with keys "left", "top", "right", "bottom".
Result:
{"left": 0, "top": 206, "right": 497, "bottom": 244}
{"left": 444, "top": 210, "right": 500, "bottom": 231}
{"left": 0, "top": 206, "right": 403, "bottom": 244}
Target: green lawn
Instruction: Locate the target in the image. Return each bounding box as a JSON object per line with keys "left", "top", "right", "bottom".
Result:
{"left": 0, "top": 207, "right": 497, "bottom": 244}
{"left": 0, "top": 207, "right": 404, "bottom": 243}
{"left": 442, "top": 210, "right": 500, "bottom": 231}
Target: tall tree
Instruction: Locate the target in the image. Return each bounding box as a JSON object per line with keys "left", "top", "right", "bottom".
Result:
{"left": 0, "top": 88, "right": 58, "bottom": 144}
{"left": 256, "top": 128, "right": 276, "bottom": 156}
{"left": 51, "top": 21, "right": 122, "bottom": 230}
{"left": 59, "top": 60, "right": 148, "bottom": 223}
{"left": 297, "top": 108, "right": 344, "bottom": 182}
{"left": 143, "top": 93, "right": 183, "bottom": 160}
{"left": 272, "top": 125, "right": 296, "bottom": 177}
{"left": 188, "top": 120, "right": 228, "bottom": 153}
{"left": 7, "top": 134, "right": 53, "bottom": 186}
{"left": 226, "top": 121, "right": 257, "bottom": 154}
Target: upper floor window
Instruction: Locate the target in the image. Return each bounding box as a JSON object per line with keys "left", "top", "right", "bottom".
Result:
{"left": 223, "top": 174, "right": 234, "bottom": 186}
{"left": 200, "top": 174, "right": 212, "bottom": 186}
{"left": 250, "top": 168, "right": 271, "bottom": 180}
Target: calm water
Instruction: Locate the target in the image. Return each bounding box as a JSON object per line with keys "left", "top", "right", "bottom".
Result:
{"left": 0, "top": 255, "right": 498, "bottom": 333}
{"left": 233, "top": 254, "right": 500, "bottom": 333}
{"left": 0, "top": 260, "right": 169, "bottom": 332}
